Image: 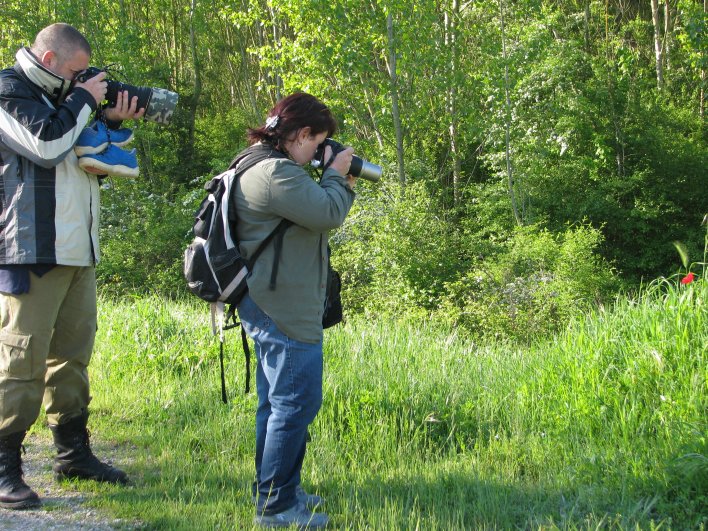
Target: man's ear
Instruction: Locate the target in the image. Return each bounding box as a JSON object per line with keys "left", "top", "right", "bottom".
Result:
{"left": 39, "top": 50, "right": 57, "bottom": 70}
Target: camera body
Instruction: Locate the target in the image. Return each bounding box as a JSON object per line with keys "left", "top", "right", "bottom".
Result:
{"left": 312, "top": 138, "right": 382, "bottom": 182}
{"left": 75, "top": 67, "right": 178, "bottom": 125}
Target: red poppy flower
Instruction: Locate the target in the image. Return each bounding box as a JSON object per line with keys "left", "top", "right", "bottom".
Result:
{"left": 680, "top": 272, "right": 696, "bottom": 285}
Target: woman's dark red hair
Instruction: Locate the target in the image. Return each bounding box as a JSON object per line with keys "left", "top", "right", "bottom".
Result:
{"left": 247, "top": 92, "right": 337, "bottom": 150}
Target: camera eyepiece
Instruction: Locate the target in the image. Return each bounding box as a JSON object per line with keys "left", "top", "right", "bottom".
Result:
{"left": 311, "top": 138, "right": 382, "bottom": 182}
{"left": 75, "top": 67, "right": 179, "bottom": 125}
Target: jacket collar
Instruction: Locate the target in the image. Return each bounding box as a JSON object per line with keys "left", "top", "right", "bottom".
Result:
{"left": 15, "top": 47, "right": 72, "bottom": 101}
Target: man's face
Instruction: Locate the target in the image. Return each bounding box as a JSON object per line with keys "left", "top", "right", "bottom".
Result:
{"left": 44, "top": 49, "right": 90, "bottom": 81}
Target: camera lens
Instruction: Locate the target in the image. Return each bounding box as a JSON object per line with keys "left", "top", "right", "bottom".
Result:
{"left": 349, "top": 156, "right": 382, "bottom": 182}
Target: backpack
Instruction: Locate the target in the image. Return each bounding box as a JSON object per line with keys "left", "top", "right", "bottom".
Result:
{"left": 184, "top": 144, "right": 290, "bottom": 402}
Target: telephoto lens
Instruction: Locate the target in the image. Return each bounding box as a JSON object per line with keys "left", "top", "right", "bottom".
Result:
{"left": 76, "top": 67, "right": 179, "bottom": 125}
{"left": 311, "top": 138, "right": 382, "bottom": 182}
{"left": 348, "top": 156, "right": 382, "bottom": 182}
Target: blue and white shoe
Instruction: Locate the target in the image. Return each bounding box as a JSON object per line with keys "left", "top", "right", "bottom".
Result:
{"left": 78, "top": 144, "right": 139, "bottom": 178}
{"left": 74, "top": 121, "right": 134, "bottom": 157}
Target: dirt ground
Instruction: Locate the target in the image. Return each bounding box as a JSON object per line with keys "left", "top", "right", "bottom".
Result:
{"left": 0, "top": 433, "right": 137, "bottom": 530}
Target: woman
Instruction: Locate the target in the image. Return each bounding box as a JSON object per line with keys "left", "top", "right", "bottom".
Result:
{"left": 234, "top": 93, "right": 356, "bottom": 528}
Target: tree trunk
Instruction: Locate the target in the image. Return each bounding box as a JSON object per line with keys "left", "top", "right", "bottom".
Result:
{"left": 386, "top": 13, "right": 406, "bottom": 186}
{"left": 650, "top": 0, "right": 664, "bottom": 89}
{"left": 584, "top": 0, "right": 591, "bottom": 51}
{"left": 664, "top": 0, "right": 672, "bottom": 73}
{"left": 499, "top": 0, "right": 521, "bottom": 225}
{"left": 702, "top": 0, "right": 707, "bottom": 119}
{"left": 173, "top": 0, "right": 202, "bottom": 185}
{"left": 361, "top": 83, "right": 385, "bottom": 150}
{"left": 445, "top": 0, "right": 462, "bottom": 205}
{"left": 189, "top": 0, "right": 202, "bottom": 116}
{"left": 268, "top": 3, "right": 283, "bottom": 101}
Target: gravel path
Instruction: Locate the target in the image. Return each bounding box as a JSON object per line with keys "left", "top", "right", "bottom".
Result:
{"left": 0, "top": 433, "right": 138, "bottom": 530}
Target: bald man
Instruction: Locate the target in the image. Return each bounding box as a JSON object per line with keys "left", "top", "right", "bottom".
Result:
{"left": 0, "top": 23, "right": 143, "bottom": 509}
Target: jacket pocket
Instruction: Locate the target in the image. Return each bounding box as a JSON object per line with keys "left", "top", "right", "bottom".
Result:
{"left": 0, "top": 331, "right": 33, "bottom": 379}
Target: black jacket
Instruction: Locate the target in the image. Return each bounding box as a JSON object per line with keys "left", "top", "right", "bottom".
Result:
{"left": 0, "top": 47, "right": 99, "bottom": 265}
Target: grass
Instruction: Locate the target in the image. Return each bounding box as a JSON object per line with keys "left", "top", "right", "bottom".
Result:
{"left": 72, "top": 277, "right": 706, "bottom": 529}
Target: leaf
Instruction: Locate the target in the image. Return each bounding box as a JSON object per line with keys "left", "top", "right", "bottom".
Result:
{"left": 673, "top": 241, "right": 689, "bottom": 269}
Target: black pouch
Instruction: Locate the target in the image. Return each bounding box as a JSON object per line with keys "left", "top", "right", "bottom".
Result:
{"left": 322, "top": 260, "right": 343, "bottom": 329}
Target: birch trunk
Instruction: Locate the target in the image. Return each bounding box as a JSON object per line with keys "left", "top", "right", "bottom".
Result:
{"left": 386, "top": 13, "right": 406, "bottom": 186}
{"left": 445, "top": 0, "right": 462, "bottom": 205}
{"left": 499, "top": 0, "right": 521, "bottom": 225}
{"left": 702, "top": 0, "right": 707, "bottom": 119}
{"left": 651, "top": 0, "right": 664, "bottom": 89}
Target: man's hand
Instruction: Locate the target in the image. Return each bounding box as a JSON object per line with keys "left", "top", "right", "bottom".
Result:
{"left": 82, "top": 166, "right": 107, "bottom": 175}
{"left": 102, "top": 90, "right": 146, "bottom": 122}
{"left": 74, "top": 72, "right": 107, "bottom": 106}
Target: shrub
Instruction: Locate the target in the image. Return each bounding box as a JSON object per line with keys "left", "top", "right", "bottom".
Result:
{"left": 97, "top": 180, "right": 197, "bottom": 297}
{"left": 436, "top": 223, "right": 619, "bottom": 342}
{"left": 332, "top": 180, "right": 463, "bottom": 319}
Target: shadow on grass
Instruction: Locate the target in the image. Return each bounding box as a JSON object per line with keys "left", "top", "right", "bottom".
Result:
{"left": 91, "top": 447, "right": 697, "bottom": 530}
{"left": 319, "top": 470, "right": 678, "bottom": 530}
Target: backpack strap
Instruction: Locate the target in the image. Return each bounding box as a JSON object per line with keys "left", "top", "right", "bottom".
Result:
{"left": 228, "top": 143, "right": 287, "bottom": 173}
{"left": 212, "top": 303, "right": 253, "bottom": 403}
{"left": 248, "top": 218, "right": 293, "bottom": 270}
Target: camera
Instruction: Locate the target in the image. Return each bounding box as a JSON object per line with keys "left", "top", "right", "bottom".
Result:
{"left": 311, "top": 138, "right": 382, "bottom": 182}
{"left": 75, "top": 67, "right": 179, "bottom": 125}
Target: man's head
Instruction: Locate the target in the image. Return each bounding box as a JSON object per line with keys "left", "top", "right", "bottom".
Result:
{"left": 30, "top": 23, "right": 91, "bottom": 81}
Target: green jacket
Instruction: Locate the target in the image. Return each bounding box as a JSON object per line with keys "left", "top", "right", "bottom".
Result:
{"left": 234, "top": 155, "right": 355, "bottom": 343}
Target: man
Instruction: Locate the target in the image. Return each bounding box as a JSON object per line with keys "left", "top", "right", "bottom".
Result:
{"left": 0, "top": 23, "right": 144, "bottom": 509}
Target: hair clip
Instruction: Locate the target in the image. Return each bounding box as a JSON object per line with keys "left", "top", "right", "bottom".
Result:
{"left": 265, "top": 115, "right": 279, "bottom": 130}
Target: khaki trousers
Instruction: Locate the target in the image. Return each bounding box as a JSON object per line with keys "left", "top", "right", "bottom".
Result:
{"left": 0, "top": 266, "right": 96, "bottom": 436}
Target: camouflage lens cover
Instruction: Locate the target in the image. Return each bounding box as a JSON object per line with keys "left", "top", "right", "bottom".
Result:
{"left": 144, "top": 88, "right": 179, "bottom": 125}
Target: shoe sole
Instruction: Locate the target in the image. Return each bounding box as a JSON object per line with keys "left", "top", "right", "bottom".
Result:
{"left": 74, "top": 134, "right": 135, "bottom": 157}
{"left": 0, "top": 497, "right": 42, "bottom": 510}
{"left": 78, "top": 158, "right": 139, "bottom": 178}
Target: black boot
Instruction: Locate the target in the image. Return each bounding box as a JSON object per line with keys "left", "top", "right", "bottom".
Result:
{"left": 0, "top": 431, "right": 41, "bottom": 509}
{"left": 49, "top": 412, "right": 128, "bottom": 485}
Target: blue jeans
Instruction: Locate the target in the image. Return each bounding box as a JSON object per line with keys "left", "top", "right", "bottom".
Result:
{"left": 237, "top": 294, "right": 323, "bottom": 515}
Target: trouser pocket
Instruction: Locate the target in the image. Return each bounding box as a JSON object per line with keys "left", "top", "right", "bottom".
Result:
{"left": 0, "top": 331, "right": 34, "bottom": 379}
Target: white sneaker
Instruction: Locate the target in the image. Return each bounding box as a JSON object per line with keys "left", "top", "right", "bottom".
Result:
{"left": 254, "top": 501, "right": 328, "bottom": 528}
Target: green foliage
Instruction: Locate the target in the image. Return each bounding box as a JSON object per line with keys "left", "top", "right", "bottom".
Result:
{"left": 333, "top": 180, "right": 464, "bottom": 318}
{"left": 333, "top": 180, "right": 617, "bottom": 342}
{"left": 437, "top": 223, "right": 619, "bottom": 342}
{"left": 1, "top": 0, "right": 707, "bottom": 333}
{"left": 193, "top": 109, "right": 251, "bottom": 172}
{"left": 96, "top": 180, "right": 196, "bottom": 298}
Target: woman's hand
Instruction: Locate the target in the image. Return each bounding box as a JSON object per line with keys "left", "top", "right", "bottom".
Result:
{"left": 102, "top": 90, "right": 146, "bottom": 122}
{"left": 326, "top": 145, "right": 354, "bottom": 177}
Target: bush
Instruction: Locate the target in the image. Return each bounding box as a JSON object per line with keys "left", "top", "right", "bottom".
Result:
{"left": 436, "top": 223, "right": 619, "bottom": 342}
{"left": 332, "top": 180, "right": 464, "bottom": 319}
{"left": 97, "top": 180, "right": 198, "bottom": 297}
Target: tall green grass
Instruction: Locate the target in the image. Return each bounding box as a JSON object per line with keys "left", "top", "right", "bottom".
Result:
{"left": 80, "top": 278, "right": 706, "bottom": 529}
